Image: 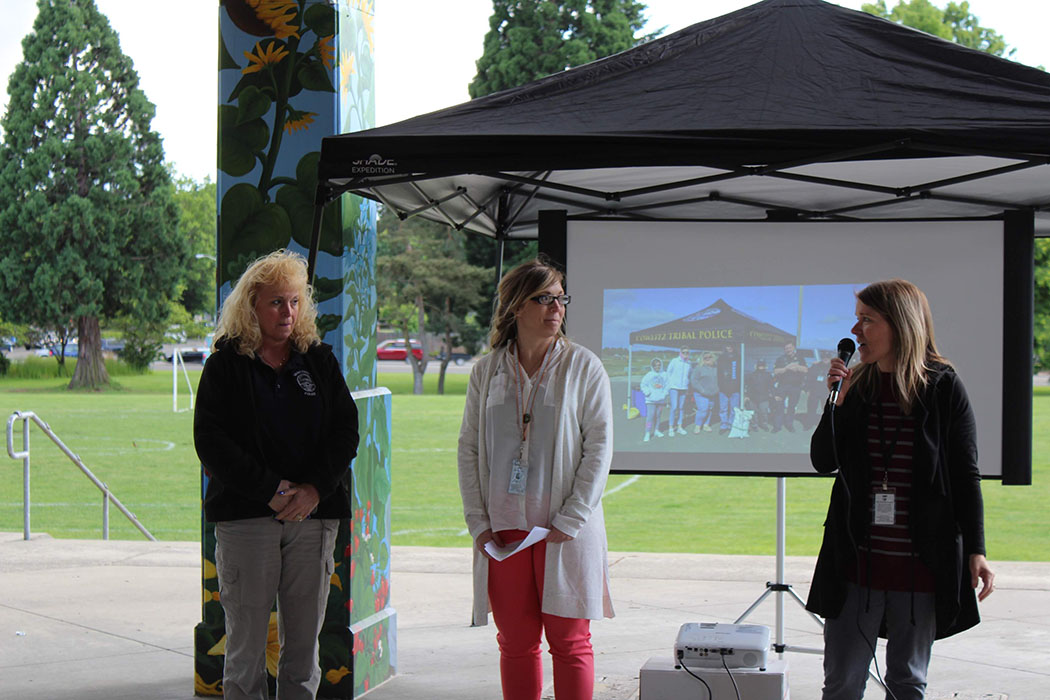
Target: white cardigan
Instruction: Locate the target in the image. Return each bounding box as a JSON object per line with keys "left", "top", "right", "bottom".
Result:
{"left": 457, "top": 340, "right": 616, "bottom": 625}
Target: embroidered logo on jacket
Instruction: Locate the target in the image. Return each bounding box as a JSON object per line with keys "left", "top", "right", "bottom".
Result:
{"left": 294, "top": 370, "right": 317, "bottom": 396}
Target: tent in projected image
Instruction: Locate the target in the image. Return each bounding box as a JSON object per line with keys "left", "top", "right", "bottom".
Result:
{"left": 626, "top": 299, "right": 796, "bottom": 416}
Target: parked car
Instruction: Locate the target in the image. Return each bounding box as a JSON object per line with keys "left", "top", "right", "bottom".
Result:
{"left": 1, "top": 336, "right": 15, "bottom": 352}
{"left": 37, "top": 340, "right": 78, "bottom": 358}
{"left": 169, "top": 342, "right": 209, "bottom": 363}
{"left": 101, "top": 338, "right": 126, "bottom": 354}
{"left": 436, "top": 350, "right": 472, "bottom": 366}
{"left": 377, "top": 338, "right": 423, "bottom": 361}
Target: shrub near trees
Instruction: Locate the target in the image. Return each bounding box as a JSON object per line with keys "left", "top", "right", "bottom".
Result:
{"left": 0, "top": 0, "right": 189, "bottom": 389}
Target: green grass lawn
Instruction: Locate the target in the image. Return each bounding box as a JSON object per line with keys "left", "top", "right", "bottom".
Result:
{"left": 2, "top": 368, "right": 1047, "bottom": 560}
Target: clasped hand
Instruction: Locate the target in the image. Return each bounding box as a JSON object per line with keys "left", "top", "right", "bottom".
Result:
{"left": 267, "top": 479, "right": 320, "bottom": 522}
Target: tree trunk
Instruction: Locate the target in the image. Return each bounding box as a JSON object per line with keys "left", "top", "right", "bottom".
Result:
{"left": 437, "top": 322, "right": 453, "bottom": 395}
{"left": 412, "top": 295, "right": 427, "bottom": 395}
{"left": 69, "top": 315, "right": 110, "bottom": 389}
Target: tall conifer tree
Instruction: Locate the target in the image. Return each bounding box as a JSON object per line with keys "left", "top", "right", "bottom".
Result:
{"left": 0, "top": 0, "right": 187, "bottom": 388}
{"left": 469, "top": 0, "right": 650, "bottom": 98}
{"left": 464, "top": 0, "right": 652, "bottom": 311}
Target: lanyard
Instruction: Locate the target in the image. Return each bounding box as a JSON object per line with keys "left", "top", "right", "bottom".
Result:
{"left": 875, "top": 399, "right": 901, "bottom": 490}
{"left": 512, "top": 339, "right": 557, "bottom": 445}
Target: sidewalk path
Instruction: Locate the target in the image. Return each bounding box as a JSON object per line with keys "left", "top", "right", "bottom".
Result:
{"left": 1, "top": 534, "right": 1048, "bottom": 699}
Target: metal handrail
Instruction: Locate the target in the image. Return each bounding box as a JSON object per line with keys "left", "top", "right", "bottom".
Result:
{"left": 6, "top": 410, "right": 156, "bottom": 541}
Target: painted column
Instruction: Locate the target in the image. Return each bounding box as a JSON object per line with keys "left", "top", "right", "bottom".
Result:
{"left": 196, "top": 1, "right": 392, "bottom": 697}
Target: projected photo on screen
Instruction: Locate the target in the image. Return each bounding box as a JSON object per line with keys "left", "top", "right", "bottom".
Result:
{"left": 563, "top": 219, "right": 1016, "bottom": 478}
{"left": 603, "top": 284, "right": 859, "bottom": 458}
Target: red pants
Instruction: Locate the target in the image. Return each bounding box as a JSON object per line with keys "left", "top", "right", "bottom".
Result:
{"left": 487, "top": 530, "right": 594, "bottom": 700}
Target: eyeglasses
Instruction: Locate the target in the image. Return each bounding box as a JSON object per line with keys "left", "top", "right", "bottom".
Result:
{"left": 530, "top": 294, "right": 571, "bottom": 306}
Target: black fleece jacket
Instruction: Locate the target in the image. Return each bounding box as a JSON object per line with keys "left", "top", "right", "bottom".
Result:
{"left": 805, "top": 364, "right": 985, "bottom": 639}
{"left": 194, "top": 341, "right": 359, "bottom": 522}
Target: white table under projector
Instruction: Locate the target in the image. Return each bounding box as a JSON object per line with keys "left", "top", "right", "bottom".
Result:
{"left": 674, "top": 622, "right": 770, "bottom": 670}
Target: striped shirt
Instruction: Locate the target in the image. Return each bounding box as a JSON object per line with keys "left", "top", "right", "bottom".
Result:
{"left": 849, "top": 374, "right": 935, "bottom": 592}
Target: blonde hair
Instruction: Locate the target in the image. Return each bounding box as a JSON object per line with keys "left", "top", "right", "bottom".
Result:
{"left": 213, "top": 250, "right": 321, "bottom": 356}
{"left": 850, "top": 279, "right": 950, "bottom": 414}
{"left": 488, "top": 258, "right": 566, "bottom": 349}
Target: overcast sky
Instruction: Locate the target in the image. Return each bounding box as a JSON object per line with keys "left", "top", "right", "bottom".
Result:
{"left": 1, "top": 0, "right": 1046, "bottom": 181}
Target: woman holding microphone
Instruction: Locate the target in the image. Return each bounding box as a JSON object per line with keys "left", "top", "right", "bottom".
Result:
{"left": 458, "top": 258, "right": 615, "bottom": 700}
{"left": 807, "top": 279, "right": 994, "bottom": 700}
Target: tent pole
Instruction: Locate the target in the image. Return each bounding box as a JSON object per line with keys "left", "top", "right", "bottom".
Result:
{"left": 307, "top": 184, "right": 328, "bottom": 282}
{"left": 493, "top": 190, "right": 510, "bottom": 293}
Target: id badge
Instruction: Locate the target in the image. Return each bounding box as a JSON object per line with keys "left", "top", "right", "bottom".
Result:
{"left": 873, "top": 489, "right": 896, "bottom": 525}
{"left": 509, "top": 458, "right": 529, "bottom": 495}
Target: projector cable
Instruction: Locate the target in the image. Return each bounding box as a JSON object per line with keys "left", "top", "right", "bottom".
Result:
{"left": 675, "top": 648, "right": 712, "bottom": 699}
{"left": 719, "top": 650, "right": 742, "bottom": 700}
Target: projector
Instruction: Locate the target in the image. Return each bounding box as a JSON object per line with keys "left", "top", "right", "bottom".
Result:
{"left": 674, "top": 622, "right": 770, "bottom": 670}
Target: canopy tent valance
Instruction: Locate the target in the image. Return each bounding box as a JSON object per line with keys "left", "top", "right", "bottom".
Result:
{"left": 629, "top": 299, "right": 796, "bottom": 350}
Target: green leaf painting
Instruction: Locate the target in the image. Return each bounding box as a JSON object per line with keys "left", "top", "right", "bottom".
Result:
{"left": 201, "top": 2, "right": 381, "bottom": 698}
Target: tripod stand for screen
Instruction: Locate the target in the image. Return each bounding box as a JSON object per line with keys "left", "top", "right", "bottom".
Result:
{"left": 734, "top": 477, "right": 887, "bottom": 692}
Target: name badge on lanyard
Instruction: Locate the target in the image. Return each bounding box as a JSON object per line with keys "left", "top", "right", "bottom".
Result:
{"left": 873, "top": 488, "right": 896, "bottom": 525}
{"left": 873, "top": 400, "right": 899, "bottom": 526}
{"left": 508, "top": 341, "right": 555, "bottom": 496}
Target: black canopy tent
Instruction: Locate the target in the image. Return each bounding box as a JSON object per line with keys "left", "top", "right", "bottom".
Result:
{"left": 312, "top": 0, "right": 1050, "bottom": 247}
{"left": 309, "top": 0, "right": 1044, "bottom": 482}
{"left": 627, "top": 298, "right": 798, "bottom": 413}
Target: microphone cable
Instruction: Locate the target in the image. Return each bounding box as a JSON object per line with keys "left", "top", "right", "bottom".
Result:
{"left": 828, "top": 385, "right": 899, "bottom": 700}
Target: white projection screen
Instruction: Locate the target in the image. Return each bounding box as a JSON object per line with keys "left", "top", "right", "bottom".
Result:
{"left": 563, "top": 220, "right": 1021, "bottom": 479}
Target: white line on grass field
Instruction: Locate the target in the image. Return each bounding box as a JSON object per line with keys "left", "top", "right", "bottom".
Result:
{"left": 392, "top": 448, "right": 457, "bottom": 452}
{"left": 603, "top": 475, "right": 642, "bottom": 498}
{"left": 392, "top": 527, "right": 469, "bottom": 536}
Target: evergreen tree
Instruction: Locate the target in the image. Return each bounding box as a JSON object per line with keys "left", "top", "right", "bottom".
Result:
{"left": 469, "top": 0, "right": 651, "bottom": 99}
{"left": 862, "top": 0, "right": 1013, "bottom": 57}
{"left": 377, "top": 207, "right": 488, "bottom": 394}
{"left": 466, "top": 0, "right": 653, "bottom": 310}
{"left": 0, "top": 0, "right": 187, "bottom": 389}
{"left": 173, "top": 176, "right": 218, "bottom": 322}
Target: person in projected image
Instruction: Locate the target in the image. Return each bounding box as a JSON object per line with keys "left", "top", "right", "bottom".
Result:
{"left": 807, "top": 279, "right": 994, "bottom": 700}
{"left": 640, "top": 357, "right": 670, "bottom": 441}
{"left": 717, "top": 344, "right": 742, "bottom": 435}
{"left": 773, "top": 342, "right": 808, "bottom": 432}
{"left": 689, "top": 351, "right": 719, "bottom": 433}
{"left": 745, "top": 358, "right": 775, "bottom": 431}
{"left": 664, "top": 346, "right": 692, "bottom": 436}
{"left": 806, "top": 357, "right": 832, "bottom": 429}
{"left": 457, "top": 258, "right": 614, "bottom": 700}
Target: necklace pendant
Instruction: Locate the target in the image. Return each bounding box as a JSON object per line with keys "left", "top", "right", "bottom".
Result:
{"left": 523, "top": 413, "right": 531, "bottom": 424}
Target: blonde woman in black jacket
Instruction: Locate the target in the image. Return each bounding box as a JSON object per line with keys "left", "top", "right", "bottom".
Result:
{"left": 807, "top": 279, "right": 994, "bottom": 700}
{"left": 194, "top": 250, "right": 358, "bottom": 700}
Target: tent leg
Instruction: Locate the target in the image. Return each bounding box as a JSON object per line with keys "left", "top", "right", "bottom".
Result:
{"left": 307, "top": 184, "right": 327, "bottom": 282}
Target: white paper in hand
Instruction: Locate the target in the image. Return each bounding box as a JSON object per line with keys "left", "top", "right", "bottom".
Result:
{"left": 484, "top": 526, "right": 550, "bottom": 561}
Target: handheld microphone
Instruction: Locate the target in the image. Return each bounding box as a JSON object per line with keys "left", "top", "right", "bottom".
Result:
{"left": 828, "top": 337, "right": 856, "bottom": 407}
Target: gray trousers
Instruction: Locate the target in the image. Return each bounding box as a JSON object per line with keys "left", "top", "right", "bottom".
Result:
{"left": 215, "top": 517, "right": 338, "bottom": 700}
{"left": 822, "top": 582, "right": 937, "bottom": 700}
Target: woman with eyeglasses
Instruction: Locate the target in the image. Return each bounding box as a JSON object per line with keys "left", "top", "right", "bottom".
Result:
{"left": 457, "top": 257, "right": 614, "bottom": 700}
